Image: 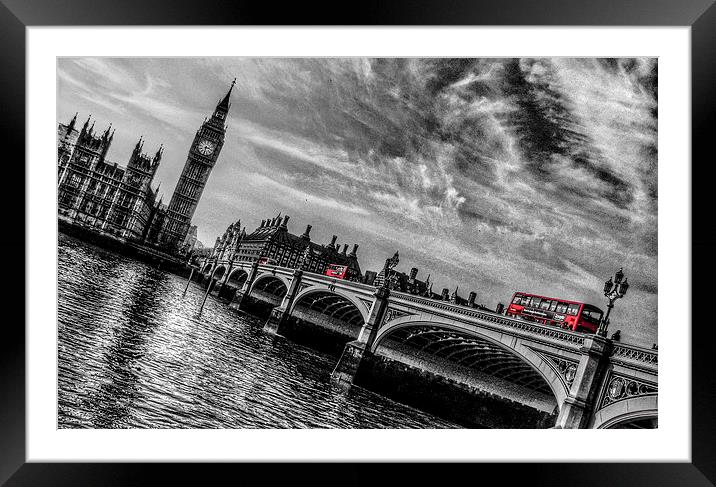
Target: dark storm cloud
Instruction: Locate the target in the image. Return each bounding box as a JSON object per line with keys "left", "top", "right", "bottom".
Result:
{"left": 57, "top": 57, "right": 658, "bottom": 346}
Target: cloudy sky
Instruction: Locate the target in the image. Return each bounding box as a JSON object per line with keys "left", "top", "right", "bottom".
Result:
{"left": 57, "top": 57, "right": 658, "bottom": 346}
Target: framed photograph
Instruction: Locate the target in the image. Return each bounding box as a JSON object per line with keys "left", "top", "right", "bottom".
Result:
{"left": 4, "top": 0, "right": 715, "bottom": 484}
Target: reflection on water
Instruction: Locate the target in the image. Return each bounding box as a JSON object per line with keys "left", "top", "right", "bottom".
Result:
{"left": 58, "top": 235, "right": 459, "bottom": 429}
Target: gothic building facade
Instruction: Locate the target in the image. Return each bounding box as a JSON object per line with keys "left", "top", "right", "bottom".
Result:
{"left": 209, "top": 215, "right": 363, "bottom": 281}
{"left": 57, "top": 81, "right": 235, "bottom": 252}
{"left": 57, "top": 114, "right": 163, "bottom": 242}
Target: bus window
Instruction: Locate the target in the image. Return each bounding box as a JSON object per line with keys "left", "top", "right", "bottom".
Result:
{"left": 540, "top": 299, "right": 551, "bottom": 311}
{"left": 549, "top": 300, "right": 557, "bottom": 311}
{"left": 530, "top": 297, "right": 542, "bottom": 308}
{"left": 567, "top": 304, "right": 580, "bottom": 315}
{"left": 513, "top": 294, "right": 523, "bottom": 304}
{"left": 582, "top": 308, "right": 603, "bottom": 323}
{"left": 556, "top": 302, "right": 568, "bottom": 313}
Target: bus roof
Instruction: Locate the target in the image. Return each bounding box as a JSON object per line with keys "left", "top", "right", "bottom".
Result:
{"left": 511, "top": 291, "right": 585, "bottom": 306}
{"left": 582, "top": 303, "right": 605, "bottom": 314}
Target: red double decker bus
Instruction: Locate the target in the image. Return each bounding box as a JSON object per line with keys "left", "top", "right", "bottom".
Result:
{"left": 324, "top": 264, "right": 348, "bottom": 279}
{"left": 506, "top": 292, "right": 604, "bottom": 333}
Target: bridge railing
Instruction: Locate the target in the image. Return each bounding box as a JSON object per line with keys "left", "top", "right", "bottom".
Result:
{"left": 610, "top": 343, "right": 658, "bottom": 370}
{"left": 390, "top": 291, "right": 586, "bottom": 347}
{"left": 299, "top": 272, "right": 377, "bottom": 292}
{"left": 251, "top": 265, "right": 377, "bottom": 291}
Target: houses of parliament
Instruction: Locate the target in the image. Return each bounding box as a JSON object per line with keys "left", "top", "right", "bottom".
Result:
{"left": 57, "top": 80, "right": 236, "bottom": 254}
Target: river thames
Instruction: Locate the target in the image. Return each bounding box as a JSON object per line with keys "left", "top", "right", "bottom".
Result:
{"left": 57, "top": 234, "right": 460, "bottom": 429}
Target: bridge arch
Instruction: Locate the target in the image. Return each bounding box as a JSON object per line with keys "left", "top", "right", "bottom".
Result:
{"left": 211, "top": 265, "right": 227, "bottom": 281}
{"left": 290, "top": 286, "right": 370, "bottom": 324}
{"left": 591, "top": 395, "right": 658, "bottom": 429}
{"left": 371, "top": 316, "right": 569, "bottom": 407}
{"left": 284, "top": 288, "right": 368, "bottom": 349}
{"left": 201, "top": 262, "right": 214, "bottom": 274}
{"left": 226, "top": 267, "right": 249, "bottom": 288}
{"left": 249, "top": 272, "right": 289, "bottom": 298}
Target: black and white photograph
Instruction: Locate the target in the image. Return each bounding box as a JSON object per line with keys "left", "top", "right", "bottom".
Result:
{"left": 56, "top": 57, "right": 659, "bottom": 430}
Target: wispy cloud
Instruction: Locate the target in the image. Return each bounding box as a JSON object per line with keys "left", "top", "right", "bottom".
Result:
{"left": 57, "top": 57, "right": 658, "bottom": 346}
{"left": 245, "top": 173, "right": 372, "bottom": 217}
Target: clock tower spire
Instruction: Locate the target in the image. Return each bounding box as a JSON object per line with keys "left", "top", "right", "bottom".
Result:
{"left": 158, "top": 79, "right": 234, "bottom": 251}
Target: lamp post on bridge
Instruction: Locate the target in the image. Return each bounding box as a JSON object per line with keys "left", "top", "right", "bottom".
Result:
{"left": 598, "top": 267, "right": 629, "bottom": 338}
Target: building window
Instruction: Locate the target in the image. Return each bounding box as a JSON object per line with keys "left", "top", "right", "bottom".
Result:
{"left": 68, "top": 173, "right": 82, "bottom": 188}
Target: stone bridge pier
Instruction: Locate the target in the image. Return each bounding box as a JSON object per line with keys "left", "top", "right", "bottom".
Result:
{"left": 331, "top": 286, "right": 390, "bottom": 386}
{"left": 264, "top": 269, "right": 304, "bottom": 335}
{"left": 554, "top": 335, "right": 612, "bottom": 429}
{"left": 229, "top": 261, "right": 259, "bottom": 310}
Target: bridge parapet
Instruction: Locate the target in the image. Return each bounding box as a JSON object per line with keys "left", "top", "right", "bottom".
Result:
{"left": 389, "top": 291, "right": 586, "bottom": 349}
{"left": 300, "top": 272, "right": 376, "bottom": 293}
{"left": 609, "top": 343, "right": 658, "bottom": 370}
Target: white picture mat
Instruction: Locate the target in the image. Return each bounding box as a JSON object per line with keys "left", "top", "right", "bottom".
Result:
{"left": 27, "top": 26, "right": 690, "bottom": 462}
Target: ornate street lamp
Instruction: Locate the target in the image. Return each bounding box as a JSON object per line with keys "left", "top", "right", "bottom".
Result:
{"left": 598, "top": 267, "right": 629, "bottom": 337}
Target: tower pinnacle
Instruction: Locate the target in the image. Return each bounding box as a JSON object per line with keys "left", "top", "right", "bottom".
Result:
{"left": 217, "top": 78, "right": 236, "bottom": 111}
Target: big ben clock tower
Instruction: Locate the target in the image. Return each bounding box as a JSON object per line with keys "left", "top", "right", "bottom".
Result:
{"left": 159, "top": 79, "right": 235, "bottom": 251}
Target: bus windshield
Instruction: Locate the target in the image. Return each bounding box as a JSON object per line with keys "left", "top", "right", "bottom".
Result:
{"left": 581, "top": 308, "right": 603, "bottom": 323}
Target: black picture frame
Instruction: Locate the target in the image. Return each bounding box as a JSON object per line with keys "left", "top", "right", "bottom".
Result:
{"left": 3, "top": 0, "right": 714, "bottom": 485}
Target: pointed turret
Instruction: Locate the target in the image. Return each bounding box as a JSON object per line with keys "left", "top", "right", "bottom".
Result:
{"left": 217, "top": 77, "right": 236, "bottom": 112}
{"left": 133, "top": 137, "right": 143, "bottom": 155}
{"left": 67, "top": 112, "right": 78, "bottom": 133}
{"left": 77, "top": 115, "right": 91, "bottom": 144}
{"left": 154, "top": 144, "right": 163, "bottom": 164}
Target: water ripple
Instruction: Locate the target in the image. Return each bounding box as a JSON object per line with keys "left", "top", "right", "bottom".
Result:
{"left": 58, "top": 235, "right": 459, "bottom": 429}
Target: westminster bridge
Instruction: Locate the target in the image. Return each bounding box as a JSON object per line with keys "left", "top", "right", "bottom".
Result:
{"left": 196, "top": 258, "right": 658, "bottom": 429}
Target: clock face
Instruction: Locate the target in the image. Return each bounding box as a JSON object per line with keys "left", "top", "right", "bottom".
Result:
{"left": 197, "top": 139, "right": 215, "bottom": 156}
